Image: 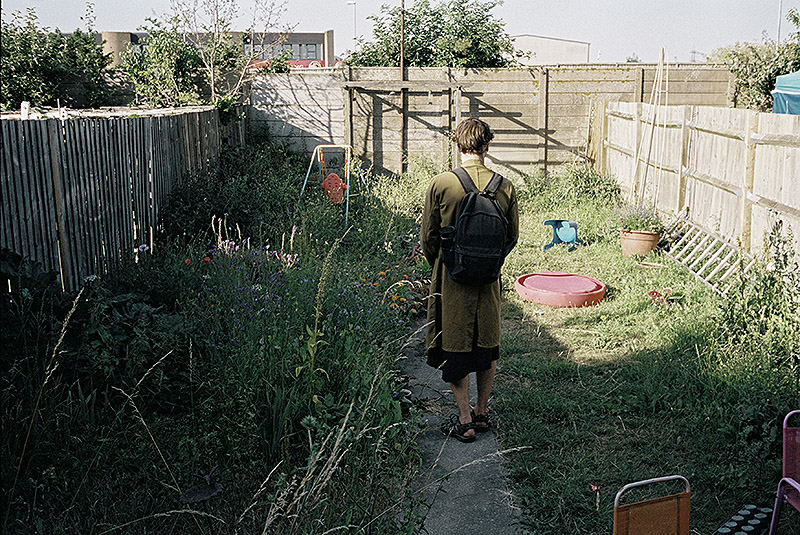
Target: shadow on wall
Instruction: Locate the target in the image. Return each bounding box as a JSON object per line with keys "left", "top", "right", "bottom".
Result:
{"left": 249, "top": 73, "right": 344, "bottom": 155}
{"left": 248, "top": 75, "right": 575, "bottom": 176}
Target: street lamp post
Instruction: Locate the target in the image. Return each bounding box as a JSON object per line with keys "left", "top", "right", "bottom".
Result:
{"left": 346, "top": 1, "right": 356, "bottom": 50}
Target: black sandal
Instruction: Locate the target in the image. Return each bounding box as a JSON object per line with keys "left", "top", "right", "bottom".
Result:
{"left": 441, "top": 414, "right": 476, "bottom": 443}
{"left": 471, "top": 409, "right": 491, "bottom": 433}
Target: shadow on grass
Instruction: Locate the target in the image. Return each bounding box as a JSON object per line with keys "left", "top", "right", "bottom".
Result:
{"left": 494, "top": 300, "right": 799, "bottom": 535}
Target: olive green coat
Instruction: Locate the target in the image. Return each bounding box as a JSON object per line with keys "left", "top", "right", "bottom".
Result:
{"left": 420, "top": 157, "right": 519, "bottom": 352}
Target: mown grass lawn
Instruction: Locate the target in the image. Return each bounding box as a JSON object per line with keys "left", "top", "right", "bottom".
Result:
{"left": 493, "top": 166, "right": 800, "bottom": 534}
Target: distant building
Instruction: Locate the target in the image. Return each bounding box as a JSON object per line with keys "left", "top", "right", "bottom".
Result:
{"left": 100, "top": 30, "right": 335, "bottom": 68}
{"left": 101, "top": 32, "right": 146, "bottom": 66}
{"left": 245, "top": 31, "right": 335, "bottom": 68}
{"left": 512, "top": 34, "right": 590, "bottom": 65}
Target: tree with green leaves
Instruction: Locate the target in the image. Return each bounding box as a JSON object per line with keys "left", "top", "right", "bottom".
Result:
{"left": 0, "top": 6, "right": 111, "bottom": 111}
{"left": 121, "top": 18, "right": 204, "bottom": 108}
{"left": 708, "top": 9, "right": 800, "bottom": 110}
{"left": 347, "top": 0, "right": 517, "bottom": 68}
{"left": 123, "top": 0, "right": 289, "bottom": 109}
{"left": 170, "top": 0, "right": 288, "bottom": 107}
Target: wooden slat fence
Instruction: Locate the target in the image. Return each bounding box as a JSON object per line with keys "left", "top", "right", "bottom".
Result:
{"left": 1, "top": 106, "right": 247, "bottom": 291}
{"left": 590, "top": 101, "right": 800, "bottom": 257}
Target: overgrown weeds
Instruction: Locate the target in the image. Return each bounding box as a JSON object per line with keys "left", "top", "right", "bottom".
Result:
{"left": 1, "top": 141, "right": 427, "bottom": 533}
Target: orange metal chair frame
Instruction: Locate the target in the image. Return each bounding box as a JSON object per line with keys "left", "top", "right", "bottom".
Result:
{"left": 613, "top": 475, "right": 691, "bottom": 535}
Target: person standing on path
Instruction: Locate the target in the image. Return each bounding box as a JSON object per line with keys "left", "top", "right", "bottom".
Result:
{"left": 420, "top": 118, "right": 519, "bottom": 442}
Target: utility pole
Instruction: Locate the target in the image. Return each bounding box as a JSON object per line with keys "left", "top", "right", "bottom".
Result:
{"left": 400, "top": 0, "right": 407, "bottom": 172}
{"left": 400, "top": 0, "right": 405, "bottom": 76}
{"left": 777, "top": 0, "right": 783, "bottom": 52}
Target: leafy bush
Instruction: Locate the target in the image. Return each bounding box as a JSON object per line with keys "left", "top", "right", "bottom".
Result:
{"left": 121, "top": 18, "right": 204, "bottom": 108}
{"left": 348, "top": 0, "right": 517, "bottom": 67}
{"left": 0, "top": 7, "right": 111, "bottom": 110}
{"left": 715, "top": 220, "right": 800, "bottom": 389}
{"left": 1, "top": 142, "right": 425, "bottom": 533}
{"left": 708, "top": 9, "right": 800, "bottom": 110}
{"left": 160, "top": 140, "right": 308, "bottom": 242}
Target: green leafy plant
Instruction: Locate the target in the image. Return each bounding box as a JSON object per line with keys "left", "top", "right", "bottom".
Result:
{"left": 121, "top": 17, "right": 203, "bottom": 107}
{"left": 258, "top": 49, "right": 292, "bottom": 73}
{"left": 708, "top": 9, "right": 800, "bottom": 110}
{"left": 347, "top": 0, "right": 517, "bottom": 68}
{"left": 612, "top": 203, "right": 665, "bottom": 234}
{"left": 718, "top": 219, "right": 800, "bottom": 386}
{"left": 0, "top": 5, "right": 111, "bottom": 110}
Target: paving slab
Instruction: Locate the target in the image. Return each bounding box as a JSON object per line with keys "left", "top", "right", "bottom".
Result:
{"left": 400, "top": 321, "right": 526, "bottom": 535}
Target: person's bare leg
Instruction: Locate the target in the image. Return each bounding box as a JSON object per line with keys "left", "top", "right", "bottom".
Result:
{"left": 474, "top": 360, "right": 496, "bottom": 416}
{"left": 449, "top": 375, "right": 475, "bottom": 438}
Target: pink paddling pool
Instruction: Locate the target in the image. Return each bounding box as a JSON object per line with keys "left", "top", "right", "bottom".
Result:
{"left": 515, "top": 271, "right": 606, "bottom": 307}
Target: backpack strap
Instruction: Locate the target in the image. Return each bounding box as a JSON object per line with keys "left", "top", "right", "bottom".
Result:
{"left": 451, "top": 167, "right": 478, "bottom": 194}
{"left": 484, "top": 172, "right": 504, "bottom": 196}
{"left": 452, "top": 167, "right": 504, "bottom": 196}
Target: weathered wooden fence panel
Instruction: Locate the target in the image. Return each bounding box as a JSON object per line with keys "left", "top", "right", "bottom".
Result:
{"left": 1, "top": 107, "right": 246, "bottom": 291}
{"left": 594, "top": 101, "right": 800, "bottom": 257}
{"left": 250, "top": 65, "right": 731, "bottom": 175}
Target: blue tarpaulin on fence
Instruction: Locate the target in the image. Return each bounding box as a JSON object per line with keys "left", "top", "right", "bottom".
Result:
{"left": 772, "top": 71, "right": 800, "bottom": 114}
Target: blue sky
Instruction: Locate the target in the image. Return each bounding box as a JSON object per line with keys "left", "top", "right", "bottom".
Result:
{"left": 3, "top": 0, "right": 798, "bottom": 62}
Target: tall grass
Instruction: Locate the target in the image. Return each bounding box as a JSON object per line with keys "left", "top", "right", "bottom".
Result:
{"left": 1, "top": 141, "right": 428, "bottom": 533}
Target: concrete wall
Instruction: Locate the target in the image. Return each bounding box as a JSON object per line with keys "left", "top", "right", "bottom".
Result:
{"left": 250, "top": 65, "right": 732, "bottom": 175}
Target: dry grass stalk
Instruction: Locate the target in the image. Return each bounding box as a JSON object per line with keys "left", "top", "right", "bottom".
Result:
{"left": 7, "top": 288, "right": 84, "bottom": 519}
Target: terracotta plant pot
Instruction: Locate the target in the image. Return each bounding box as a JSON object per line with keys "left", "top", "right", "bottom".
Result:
{"left": 620, "top": 230, "right": 660, "bottom": 257}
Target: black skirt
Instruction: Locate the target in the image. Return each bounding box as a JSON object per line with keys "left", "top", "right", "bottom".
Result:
{"left": 427, "top": 343, "right": 499, "bottom": 384}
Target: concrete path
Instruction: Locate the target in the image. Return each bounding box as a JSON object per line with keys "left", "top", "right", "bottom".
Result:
{"left": 400, "top": 321, "right": 526, "bottom": 534}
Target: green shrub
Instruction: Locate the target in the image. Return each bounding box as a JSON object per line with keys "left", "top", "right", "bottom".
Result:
{"left": 708, "top": 9, "right": 800, "bottom": 110}
{"left": 0, "top": 7, "right": 111, "bottom": 110}
{"left": 1, "top": 142, "right": 424, "bottom": 533}
{"left": 120, "top": 17, "right": 204, "bottom": 108}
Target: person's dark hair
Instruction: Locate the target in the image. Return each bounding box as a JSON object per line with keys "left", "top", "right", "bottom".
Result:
{"left": 453, "top": 118, "right": 494, "bottom": 155}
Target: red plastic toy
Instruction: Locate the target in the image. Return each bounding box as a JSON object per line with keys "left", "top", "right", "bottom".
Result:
{"left": 321, "top": 172, "right": 348, "bottom": 203}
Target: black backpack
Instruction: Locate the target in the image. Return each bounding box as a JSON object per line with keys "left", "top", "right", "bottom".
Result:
{"left": 439, "top": 167, "right": 509, "bottom": 286}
